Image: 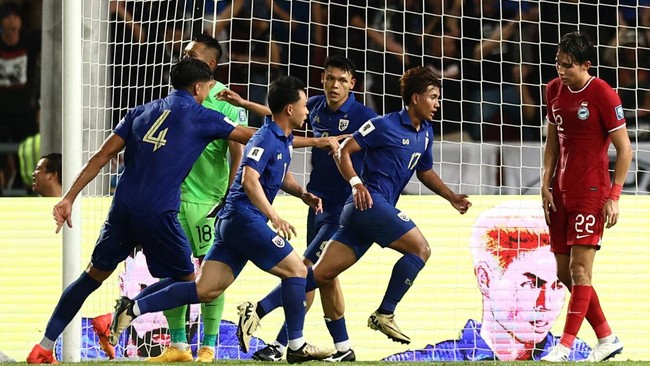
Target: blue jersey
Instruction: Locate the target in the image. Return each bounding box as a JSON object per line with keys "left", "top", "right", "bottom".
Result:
{"left": 112, "top": 90, "right": 236, "bottom": 216}
{"left": 353, "top": 108, "right": 434, "bottom": 206}
{"left": 306, "top": 92, "right": 376, "bottom": 209}
{"left": 382, "top": 319, "right": 591, "bottom": 362}
{"left": 219, "top": 117, "right": 293, "bottom": 220}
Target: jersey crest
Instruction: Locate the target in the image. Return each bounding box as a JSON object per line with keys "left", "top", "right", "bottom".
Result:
{"left": 577, "top": 102, "right": 590, "bottom": 121}
{"left": 338, "top": 118, "right": 350, "bottom": 131}
{"left": 272, "top": 235, "right": 285, "bottom": 248}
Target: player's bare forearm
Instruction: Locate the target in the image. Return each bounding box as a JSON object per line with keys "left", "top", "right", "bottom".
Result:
{"left": 541, "top": 124, "right": 560, "bottom": 190}
{"left": 64, "top": 134, "right": 124, "bottom": 202}
{"left": 334, "top": 137, "right": 361, "bottom": 181}
{"left": 281, "top": 172, "right": 305, "bottom": 198}
{"left": 241, "top": 166, "right": 279, "bottom": 223}
{"left": 610, "top": 128, "right": 633, "bottom": 186}
{"left": 417, "top": 169, "right": 454, "bottom": 201}
{"left": 228, "top": 126, "right": 255, "bottom": 145}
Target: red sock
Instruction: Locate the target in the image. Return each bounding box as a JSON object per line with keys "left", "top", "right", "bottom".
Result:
{"left": 560, "top": 284, "right": 592, "bottom": 348}
{"left": 585, "top": 286, "right": 611, "bottom": 339}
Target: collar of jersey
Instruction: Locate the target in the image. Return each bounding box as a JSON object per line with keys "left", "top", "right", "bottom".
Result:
{"left": 398, "top": 108, "right": 430, "bottom": 130}
{"left": 263, "top": 116, "right": 293, "bottom": 140}
{"left": 169, "top": 89, "right": 196, "bottom": 101}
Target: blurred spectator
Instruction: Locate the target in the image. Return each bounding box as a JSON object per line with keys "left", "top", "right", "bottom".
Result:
{"left": 0, "top": 2, "right": 38, "bottom": 194}
{"left": 462, "top": 0, "right": 538, "bottom": 141}
{"left": 31, "top": 152, "right": 61, "bottom": 197}
{"left": 230, "top": 0, "right": 281, "bottom": 127}
{"left": 603, "top": 26, "right": 650, "bottom": 141}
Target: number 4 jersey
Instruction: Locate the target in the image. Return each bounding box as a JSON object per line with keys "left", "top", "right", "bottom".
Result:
{"left": 545, "top": 76, "right": 626, "bottom": 200}
{"left": 113, "top": 89, "right": 237, "bottom": 215}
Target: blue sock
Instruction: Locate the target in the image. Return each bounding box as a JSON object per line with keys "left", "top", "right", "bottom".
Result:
{"left": 379, "top": 253, "right": 425, "bottom": 314}
{"left": 305, "top": 266, "right": 318, "bottom": 292}
{"left": 282, "top": 277, "right": 307, "bottom": 341}
{"left": 138, "top": 281, "right": 200, "bottom": 314}
{"left": 325, "top": 317, "right": 349, "bottom": 343}
{"left": 133, "top": 278, "right": 177, "bottom": 300}
{"left": 44, "top": 272, "right": 101, "bottom": 340}
{"left": 275, "top": 322, "right": 289, "bottom": 347}
{"left": 257, "top": 284, "right": 282, "bottom": 318}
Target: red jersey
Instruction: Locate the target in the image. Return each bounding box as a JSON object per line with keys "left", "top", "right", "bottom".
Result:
{"left": 545, "top": 76, "right": 626, "bottom": 199}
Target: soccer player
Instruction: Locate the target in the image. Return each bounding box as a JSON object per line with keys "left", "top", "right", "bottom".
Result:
{"left": 156, "top": 33, "right": 248, "bottom": 363}
{"left": 222, "top": 55, "right": 377, "bottom": 362}
{"left": 31, "top": 153, "right": 62, "bottom": 197}
{"left": 540, "top": 31, "right": 632, "bottom": 362}
{"left": 107, "top": 76, "right": 335, "bottom": 364}
{"left": 25, "top": 57, "right": 254, "bottom": 364}
{"left": 383, "top": 202, "right": 591, "bottom": 361}
{"left": 240, "top": 66, "right": 471, "bottom": 351}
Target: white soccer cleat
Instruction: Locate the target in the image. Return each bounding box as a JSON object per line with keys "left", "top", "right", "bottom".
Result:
{"left": 236, "top": 301, "right": 261, "bottom": 353}
{"left": 584, "top": 337, "right": 623, "bottom": 362}
{"left": 541, "top": 344, "right": 570, "bottom": 362}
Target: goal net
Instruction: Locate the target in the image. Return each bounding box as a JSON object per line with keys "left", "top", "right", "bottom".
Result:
{"left": 51, "top": 0, "right": 650, "bottom": 361}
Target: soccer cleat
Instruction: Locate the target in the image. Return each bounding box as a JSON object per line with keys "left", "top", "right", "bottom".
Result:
{"left": 367, "top": 311, "right": 411, "bottom": 344}
{"left": 26, "top": 344, "right": 57, "bottom": 364}
{"left": 145, "top": 345, "right": 193, "bottom": 362}
{"left": 541, "top": 344, "right": 570, "bottom": 362}
{"left": 323, "top": 348, "right": 356, "bottom": 362}
{"left": 236, "top": 301, "right": 260, "bottom": 353}
{"left": 286, "top": 343, "right": 334, "bottom": 364}
{"left": 109, "top": 296, "right": 136, "bottom": 346}
{"left": 0, "top": 349, "right": 16, "bottom": 363}
{"left": 584, "top": 337, "right": 623, "bottom": 362}
{"left": 195, "top": 346, "right": 215, "bottom": 362}
{"left": 253, "top": 344, "right": 283, "bottom": 362}
{"left": 91, "top": 313, "right": 116, "bottom": 359}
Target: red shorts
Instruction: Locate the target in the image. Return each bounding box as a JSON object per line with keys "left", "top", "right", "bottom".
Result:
{"left": 548, "top": 193, "right": 606, "bottom": 254}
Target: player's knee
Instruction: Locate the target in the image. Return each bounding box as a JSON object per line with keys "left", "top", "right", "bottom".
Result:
{"left": 569, "top": 263, "right": 590, "bottom": 285}
{"left": 411, "top": 241, "right": 431, "bottom": 262}
{"left": 313, "top": 267, "right": 336, "bottom": 285}
{"left": 286, "top": 263, "right": 308, "bottom": 278}
{"left": 198, "top": 287, "right": 222, "bottom": 303}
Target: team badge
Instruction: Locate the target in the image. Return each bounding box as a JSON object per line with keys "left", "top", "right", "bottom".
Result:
{"left": 397, "top": 211, "right": 411, "bottom": 222}
{"left": 272, "top": 235, "right": 285, "bottom": 248}
{"left": 402, "top": 139, "right": 410, "bottom": 145}
{"left": 276, "top": 153, "right": 282, "bottom": 160}
{"left": 313, "top": 115, "right": 320, "bottom": 124}
{"left": 615, "top": 105, "right": 624, "bottom": 120}
{"left": 338, "top": 119, "right": 349, "bottom": 131}
{"left": 577, "top": 106, "right": 590, "bottom": 120}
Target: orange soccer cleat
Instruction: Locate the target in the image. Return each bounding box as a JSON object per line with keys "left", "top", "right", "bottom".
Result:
{"left": 91, "top": 313, "right": 116, "bottom": 359}
{"left": 26, "top": 344, "right": 58, "bottom": 364}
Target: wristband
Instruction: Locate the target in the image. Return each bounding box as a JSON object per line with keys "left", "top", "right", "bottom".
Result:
{"left": 608, "top": 183, "right": 623, "bottom": 201}
{"left": 349, "top": 176, "right": 362, "bottom": 188}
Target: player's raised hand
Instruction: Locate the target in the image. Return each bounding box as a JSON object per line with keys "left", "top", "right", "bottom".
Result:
{"left": 317, "top": 134, "right": 351, "bottom": 153}
{"left": 216, "top": 89, "right": 244, "bottom": 107}
{"left": 270, "top": 216, "right": 297, "bottom": 241}
{"left": 604, "top": 199, "right": 620, "bottom": 228}
{"left": 449, "top": 194, "right": 471, "bottom": 214}
{"left": 541, "top": 186, "right": 556, "bottom": 225}
{"left": 301, "top": 192, "right": 323, "bottom": 214}
{"left": 352, "top": 183, "right": 373, "bottom": 211}
{"left": 53, "top": 199, "right": 73, "bottom": 233}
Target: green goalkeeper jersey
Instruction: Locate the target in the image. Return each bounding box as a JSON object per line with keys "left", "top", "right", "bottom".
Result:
{"left": 180, "top": 81, "right": 248, "bottom": 204}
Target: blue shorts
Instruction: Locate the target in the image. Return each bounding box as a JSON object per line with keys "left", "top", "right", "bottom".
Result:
{"left": 205, "top": 212, "right": 294, "bottom": 277}
{"left": 91, "top": 203, "right": 194, "bottom": 279}
{"left": 330, "top": 193, "right": 417, "bottom": 259}
{"left": 304, "top": 202, "right": 343, "bottom": 264}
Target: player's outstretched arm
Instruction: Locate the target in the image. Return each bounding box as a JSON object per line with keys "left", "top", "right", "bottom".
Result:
{"left": 227, "top": 125, "right": 256, "bottom": 145}
{"left": 241, "top": 165, "right": 296, "bottom": 239}
{"left": 217, "top": 89, "right": 272, "bottom": 117}
{"left": 416, "top": 169, "right": 471, "bottom": 214}
{"left": 53, "top": 133, "right": 126, "bottom": 233}
{"left": 281, "top": 172, "right": 322, "bottom": 214}
{"left": 293, "top": 134, "right": 350, "bottom": 150}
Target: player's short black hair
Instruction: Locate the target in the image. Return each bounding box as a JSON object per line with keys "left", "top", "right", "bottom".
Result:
{"left": 323, "top": 55, "right": 356, "bottom": 78}
{"left": 0, "top": 2, "right": 21, "bottom": 20}
{"left": 400, "top": 66, "right": 442, "bottom": 105}
{"left": 267, "top": 76, "right": 306, "bottom": 115}
{"left": 192, "top": 33, "right": 223, "bottom": 63}
{"left": 170, "top": 57, "right": 213, "bottom": 90}
{"left": 42, "top": 153, "right": 62, "bottom": 185}
{"left": 557, "top": 31, "right": 595, "bottom": 66}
